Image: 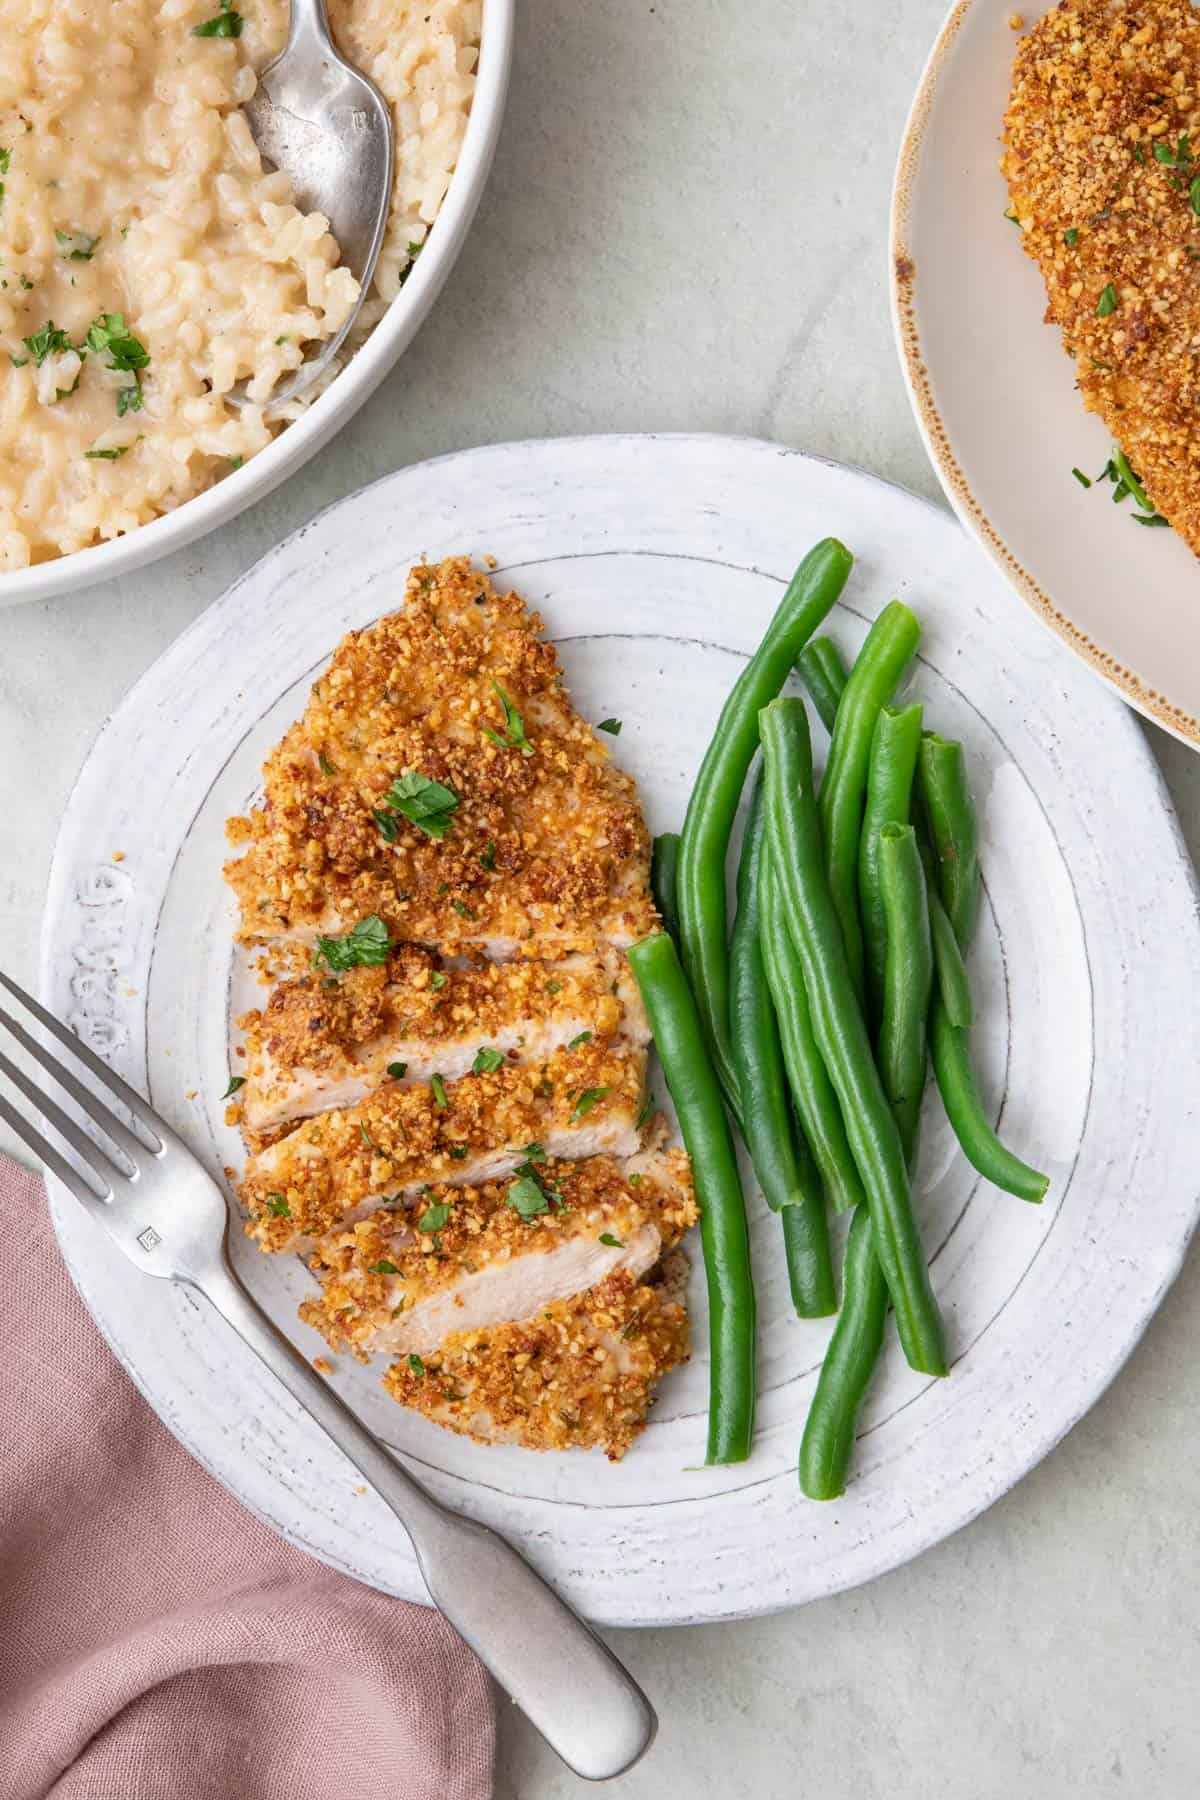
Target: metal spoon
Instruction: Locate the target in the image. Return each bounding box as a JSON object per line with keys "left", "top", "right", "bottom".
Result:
{"left": 234, "top": 0, "right": 394, "bottom": 410}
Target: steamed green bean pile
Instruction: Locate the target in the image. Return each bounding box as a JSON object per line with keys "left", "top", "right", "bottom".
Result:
{"left": 628, "top": 539, "right": 1048, "bottom": 1484}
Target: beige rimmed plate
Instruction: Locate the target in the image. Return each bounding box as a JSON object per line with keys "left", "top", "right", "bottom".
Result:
{"left": 892, "top": 0, "right": 1200, "bottom": 748}
{"left": 38, "top": 435, "right": 1200, "bottom": 1626}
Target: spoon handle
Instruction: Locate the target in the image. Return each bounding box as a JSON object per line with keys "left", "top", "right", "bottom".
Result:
{"left": 285, "top": 0, "right": 338, "bottom": 57}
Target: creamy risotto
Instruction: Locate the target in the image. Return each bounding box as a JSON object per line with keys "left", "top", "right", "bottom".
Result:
{"left": 0, "top": 0, "right": 480, "bottom": 569}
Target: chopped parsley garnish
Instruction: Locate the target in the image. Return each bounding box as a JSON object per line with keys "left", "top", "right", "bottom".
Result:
{"left": 407, "top": 1353, "right": 426, "bottom": 1376}
{"left": 1096, "top": 283, "right": 1118, "bottom": 318}
{"left": 430, "top": 971, "right": 448, "bottom": 991}
{"left": 56, "top": 229, "right": 99, "bottom": 261}
{"left": 430, "top": 1072, "right": 448, "bottom": 1108}
{"left": 567, "top": 1031, "right": 593, "bottom": 1050}
{"left": 448, "top": 1145, "right": 468, "bottom": 1159}
{"left": 545, "top": 979, "right": 562, "bottom": 995}
{"left": 221, "top": 1074, "right": 245, "bottom": 1098}
{"left": 387, "top": 1061, "right": 408, "bottom": 1080}
{"left": 372, "top": 807, "right": 399, "bottom": 842}
{"left": 451, "top": 898, "right": 476, "bottom": 919}
{"left": 518, "top": 1141, "right": 546, "bottom": 1162}
{"left": 193, "top": 0, "right": 244, "bottom": 36}
{"left": 472, "top": 1046, "right": 506, "bottom": 1074}
{"left": 480, "top": 839, "right": 496, "bottom": 871}
{"left": 0, "top": 149, "right": 9, "bottom": 175}
{"left": 266, "top": 1192, "right": 290, "bottom": 1217}
{"left": 86, "top": 312, "right": 149, "bottom": 371}
{"left": 1063, "top": 227, "right": 1078, "bottom": 246}
{"left": 598, "top": 1232, "right": 625, "bottom": 1248}
{"left": 596, "top": 718, "right": 622, "bottom": 735}
{"left": 228, "top": 453, "right": 244, "bottom": 470}
{"left": 367, "top": 1259, "right": 401, "bottom": 1275}
{"left": 376, "top": 771, "right": 460, "bottom": 840}
{"left": 318, "top": 751, "right": 336, "bottom": 776}
{"left": 418, "top": 1200, "right": 452, "bottom": 1234}
{"left": 1153, "top": 132, "right": 1192, "bottom": 170}
{"left": 359, "top": 1122, "right": 375, "bottom": 1149}
{"left": 482, "top": 680, "right": 534, "bottom": 756}
{"left": 312, "top": 913, "right": 391, "bottom": 972}
{"left": 1191, "top": 176, "right": 1200, "bottom": 219}
{"left": 1003, "top": 209, "right": 1020, "bottom": 226}
{"left": 628, "top": 1172, "right": 642, "bottom": 1186}
{"left": 506, "top": 1171, "right": 551, "bottom": 1219}
{"left": 1085, "top": 444, "right": 1169, "bottom": 530}
{"left": 117, "top": 383, "right": 144, "bottom": 418}
{"left": 84, "top": 441, "right": 134, "bottom": 461}
{"left": 22, "top": 321, "right": 72, "bottom": 367}
{"left": 1071, "top": 467, "right": 1091, "bottom": 489}
{"left": 634, "top": 1093, "right": 653, "bottom": 1131}
{"left": 572, "top": 1086, "right": 609, "bottom": 1121}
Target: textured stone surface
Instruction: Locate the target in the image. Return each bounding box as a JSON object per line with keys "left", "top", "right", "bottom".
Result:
{"left": 2, "top": 0, "right": 1198, "bottom": 1792}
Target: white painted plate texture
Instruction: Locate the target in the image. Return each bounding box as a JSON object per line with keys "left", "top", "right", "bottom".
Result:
{"left": 41, "top": 434, "right": 1200, "bottom": 1628}
{"left": 892, "top": 0, "right": 1200, "bottom": 748}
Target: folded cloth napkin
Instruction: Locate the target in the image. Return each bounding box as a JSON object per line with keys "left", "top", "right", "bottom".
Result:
{"left": 0, "top": 1152, "right": 495, "bottom": 1800}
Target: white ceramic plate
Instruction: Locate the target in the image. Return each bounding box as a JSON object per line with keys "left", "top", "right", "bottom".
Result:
{"left": 892, "top": 0, "right": 1200, "bottom": 748}
{"left": 0, "top": 0, "right": 513, "bottom": 610}
{"left": 40, "top": 434, "right": 1200, "bottom": 1627}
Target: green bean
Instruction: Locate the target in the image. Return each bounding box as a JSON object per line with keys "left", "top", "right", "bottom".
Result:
{"left": 651, "top": 831, "right": 681, "bottom": 943}
{"left": 917, "top": 733, "right": 979, "bottom": 945}
{"left": 676, "top": 539, "right": 854, "bottom": 1113}
{"left": 919, "top": 832, "right": 973, "bottom": 1029}
{"left": 798, "top": 1206, "right": 888, "bottom": 1500}
{"left": 759, "top": 698, "right": 945, "bottom": 1377}
{"left": 796, "top": 637, "right": 848, "bottom": 736}
{"left": 917, "top": 736, "right": 1048, "bottom": 1204}
{"left": 819, "top": 602, "right": 921, "bottom": 1002}
{"left": 730, "top": 776, "right": 835, "bottom": 1316}
{"left": 859, "top": 703, "right": 924, "bottom": 1017}
{"left": 626, "top": 930, "right": 756, "bottom": 1463}
{"left": 800, "top": 826, "right": 932, "bottom": 1500}
{"left": 876, "top": 823, "right": 934, "bottom": 1157}
{"left": 759, "top": 845, "right": 867, "bottom": 1215}
{"left": 930, "top": 999, "right": 1049, "bottom": 1203}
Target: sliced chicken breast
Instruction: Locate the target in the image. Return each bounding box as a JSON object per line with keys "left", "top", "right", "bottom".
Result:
{"left": 224, "top": 556, "right": 656, "bottom": 956}
{"left": 300, "top": 1141, "right": 696, "bottom": 1361}
{"left": 238, "top": 946, "right": 648, "bottom": 1141}
{"left": 239, "top": 1037, "right": 649, "bottom": 1252}
{"left": 382, "top": 1254, "right": 691, "bottom": 1461}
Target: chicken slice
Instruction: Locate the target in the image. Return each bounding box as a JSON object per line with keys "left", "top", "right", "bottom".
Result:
{"left": 224, "top": 556, "right": 656, "bottom": 955}
{"left": 239, "top": 1037, "right": 648, "bottom": 1252}
{"left": 300, "top": 1140, "right": 696, "bottom": 1361}
{"left": 382, "top": 1254, "right": 691, "bottom": 1461}
{"left": 238, "top": 946, "right": 648, "bottom": 1141}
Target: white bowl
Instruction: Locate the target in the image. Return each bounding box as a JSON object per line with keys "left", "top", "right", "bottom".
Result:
{"left": 891, "top": 0, "right": 1200, "bottom": 749}
{"left": 0, "top": 0, "right": 514, "bottom": 609}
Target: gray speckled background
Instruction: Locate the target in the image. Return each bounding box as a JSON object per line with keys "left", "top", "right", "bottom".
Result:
{"left": 2, "top": 0, "right": 1198, "bottom": 1792}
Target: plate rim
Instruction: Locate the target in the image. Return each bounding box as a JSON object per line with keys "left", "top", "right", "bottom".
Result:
{"left": 38, "top": 431, "right": 1200, "bottom": 1626}
{"left": 889, "top": 0, "right": 1200, "bottom": 751}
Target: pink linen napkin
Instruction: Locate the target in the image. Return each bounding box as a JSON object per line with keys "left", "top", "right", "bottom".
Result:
{"left": 0, "top": 1152, "right": 496, "bottom": 1800}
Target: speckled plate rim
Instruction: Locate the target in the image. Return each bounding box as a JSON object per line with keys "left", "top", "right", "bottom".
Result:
{"left": 890, "top": 0, "right": 1200, "bottom": 751}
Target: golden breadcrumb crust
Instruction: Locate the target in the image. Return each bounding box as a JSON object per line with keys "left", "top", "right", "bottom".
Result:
{"left": 382, "top": 1262, "right": 691, "bottom": 1460}
{"left": 224, "top": 557, "right": 655, "bottom": 948}
{"left": 1003, "top": 0, "right": 1200, "bottom": 551}
{"left": 301, "top": 1148, "right": 697, "bottom": 1357}
{"left": 240, "top": 1038, "right": 647, "bottom": 1249}
{"left": 238, "top": 948, "right": 627, "bottom": 1097}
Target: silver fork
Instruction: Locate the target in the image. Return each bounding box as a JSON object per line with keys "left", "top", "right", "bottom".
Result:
{"left": 0, "top": 971, "right": 656, "bottom": 1782}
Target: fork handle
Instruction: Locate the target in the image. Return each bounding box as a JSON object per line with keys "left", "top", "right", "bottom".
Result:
{"left": 199, "top": 1256, "right": 657, "bottom": 1782}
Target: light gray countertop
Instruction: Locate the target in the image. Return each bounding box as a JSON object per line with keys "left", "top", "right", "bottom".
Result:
{"left": 3, "top": 0, "right": 1198, "bottom": 1793}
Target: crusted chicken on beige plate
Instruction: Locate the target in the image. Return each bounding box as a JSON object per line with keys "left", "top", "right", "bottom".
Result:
{"left": 224, "top": 555, "right": 694, "bottom": 1458}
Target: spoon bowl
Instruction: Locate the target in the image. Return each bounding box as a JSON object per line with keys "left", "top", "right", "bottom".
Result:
{"left": 236, "top": 0, "right": 394, "bottom": 410}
